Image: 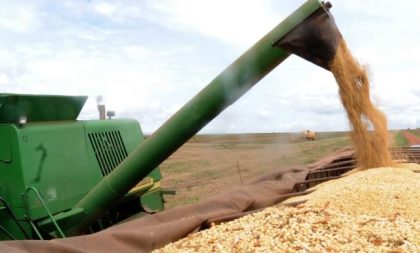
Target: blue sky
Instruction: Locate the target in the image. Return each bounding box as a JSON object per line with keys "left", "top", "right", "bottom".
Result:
{"left": 1, "top": 0, "right": 419, "bottom": 133}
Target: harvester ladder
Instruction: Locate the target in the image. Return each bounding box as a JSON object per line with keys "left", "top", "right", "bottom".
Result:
{"left": 0, "top": 223, "right": 15, "bottom": 240}
{"left": 24, "top": 187, "right": 66, "bottom": 239}
{"left": 27, "top": 220, "right": 43, "bottom": 240}
{"left": 0, "top": 197, "right": 30, "bottom": 239}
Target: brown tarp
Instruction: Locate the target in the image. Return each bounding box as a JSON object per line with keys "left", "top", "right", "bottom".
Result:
{"left": 0, "top": 150, "right": 353, "bottom": 253}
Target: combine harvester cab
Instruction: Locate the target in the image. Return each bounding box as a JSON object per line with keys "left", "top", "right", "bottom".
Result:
{"left": 0, "top": 94, "right": 165, "bottom": 240}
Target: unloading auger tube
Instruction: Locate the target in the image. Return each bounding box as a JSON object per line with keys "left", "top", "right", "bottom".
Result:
{"left": 43, "top": 0, "right": 343, "bottom": 235}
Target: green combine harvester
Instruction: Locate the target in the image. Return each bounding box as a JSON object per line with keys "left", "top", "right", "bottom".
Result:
{"left": 0, "top": 0, "right": 342, "bottom": 241}
{"left": 0, "top": 94, "right": 167, "bottom": 240}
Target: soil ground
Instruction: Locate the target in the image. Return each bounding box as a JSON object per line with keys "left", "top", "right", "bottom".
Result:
{"left": 160, "top": 132, "right": 351, "bottom": 209}
{"left": 403, "top": 131, "right": 420, "bottom": 146}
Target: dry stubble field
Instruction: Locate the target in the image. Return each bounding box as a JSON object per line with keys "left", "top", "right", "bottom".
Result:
{"left": 159, "top": 132, "right": 351, "bottom": 209}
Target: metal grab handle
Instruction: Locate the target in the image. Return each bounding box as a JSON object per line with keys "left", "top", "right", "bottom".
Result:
{"left": 27, "top": 219, "right": 43, "bottom": 240}
{"left": 24, "top": 187, "right": 66, "bottom": 238}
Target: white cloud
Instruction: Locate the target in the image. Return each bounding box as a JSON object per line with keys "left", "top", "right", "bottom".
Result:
{"left": 146, "top": 0, "right": 288, "bottom": 48}
{"left": 91, "top": 1, "right": 143, "bottom": 22}
{"left": 93, "top": 2, "right": 116, "bottom": 16}
{"left": 0, "top": 0, "right": 419, "bottom": 133}
{"left": 0, "top": 3, "right": 40, "bottom": 33}
{"left": 0, "top": 73, "right": 10, "bottom": 84}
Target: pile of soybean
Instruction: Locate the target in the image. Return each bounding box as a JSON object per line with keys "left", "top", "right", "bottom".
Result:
{"left": 155, "top": 165, "right": 419, "bottom": 252}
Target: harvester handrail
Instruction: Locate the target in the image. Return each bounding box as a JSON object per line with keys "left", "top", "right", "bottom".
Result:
{"left": 24, "top": 187, "right": 66, "bottom": 238}
{"left": 0, "top": 223, "right": 16, "bottom": 240}
{"left": 0, "top": 197, "right": 30, "bottom": 239}
{"left": 27, "top": 219, "right": 43, "bottom": 240}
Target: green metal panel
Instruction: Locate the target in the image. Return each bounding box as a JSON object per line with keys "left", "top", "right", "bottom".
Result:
{"left": 0, "top": 125, "right": 25, "bottom": 208}
{"left": 17, "top": 121, "right": 101, "bottom": 219}
{"left": 0, "top": 94, "right": 87, "bottom": 123}
{"left": 67, "top": 0, "right": 325, "bottom": 234}
{"left": 0, "top": 128, "right": 11, "bottom": 162}
{"left": 16, "top": 118, "right": 158, "bottom": 219}
{"left": 82, "top": 119, "right": 161, "bottom": 181}
{"left": 0, "top": 125, "right": 27, "bottom": 239}
{"left": 0, "top": 117, "right": 163, "bottom": 239}
{"left": 0, "top": 214, "right": 31, "bottom": 240}
{"left": 140, "top": 189, "right": 164, "bottom": 213}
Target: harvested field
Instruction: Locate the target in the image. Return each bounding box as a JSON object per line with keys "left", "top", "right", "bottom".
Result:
{"left": 403, "top": 131, "right": 420, "bottom": 146}
{"left": 160, "top": 133, "right": 351, "bottom": 208}
{"left": 393, "top": 130, "right": 410, "bottom": 147}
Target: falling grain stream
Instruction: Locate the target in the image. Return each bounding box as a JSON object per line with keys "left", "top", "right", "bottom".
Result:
{"left": 331, "top": 40, "right": 393, "bottom": 169}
